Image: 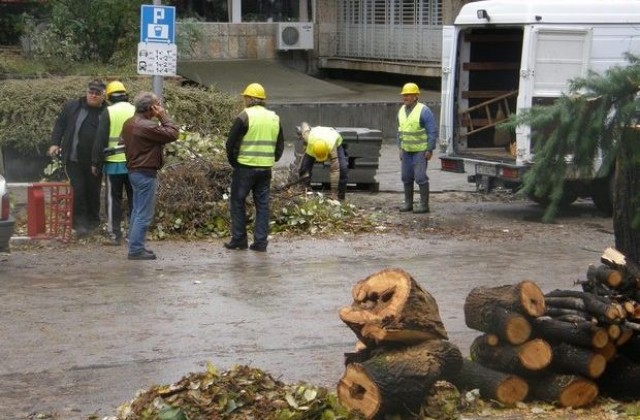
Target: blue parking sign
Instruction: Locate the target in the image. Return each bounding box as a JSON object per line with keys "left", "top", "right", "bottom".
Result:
{"left": 140, "top": 5, "right": 175, "bottom": 44}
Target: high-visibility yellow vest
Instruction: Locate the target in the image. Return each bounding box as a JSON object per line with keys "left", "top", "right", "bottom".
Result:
{"left": 305, "top": 126, "right": 343, "bottom": 158}
{"left": 398, "top": 102, "right": 428, "bottom": 152}
{"left": 106, "top": 102, "right": 135, "bottom": 163}
{"left": 238, "top": 106, "right": 280, "bottom": 167}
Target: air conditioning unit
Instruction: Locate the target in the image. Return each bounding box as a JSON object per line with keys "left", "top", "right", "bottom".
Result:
{"left": 277, "top": 22, "right": 314, "bottom": 50}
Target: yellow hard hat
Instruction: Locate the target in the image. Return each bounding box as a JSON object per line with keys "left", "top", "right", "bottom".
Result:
{"left": 242, "top": 83, "right": 266, "bottom": 99}
{"left": 401, "top": 82, "right": 420, "bottom": 95}
{"left": 312, "top": 140, "right": 330, "bottom": 162}
{"left": 106, "top": 81, "right": 126, "bottom": 96}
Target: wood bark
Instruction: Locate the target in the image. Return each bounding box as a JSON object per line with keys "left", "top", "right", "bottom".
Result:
{"left": 470, "top": 335, "right": 552, "bottom": 374}
{"left": 338, "top": 339, "right": 462, "bottom": 419}
{"left": 611, "top": 130, "right": 640, "bottom": 264}
{"left": 465, "top": 280, "right": 545, "bottom": 318}
{"left": 598, "top": 354, "right": 640, "bottom": 400}
{"left": 339, "top": 268, "right": 448, "bottom": 347}
{"left": 549, "top": 342, "right": 607, "bottom": 379}
{"left": 464, "top": 305, "right": 531, "bottom": 345}
{"left": 586, "top": 264, "right": 625, "bottom": 289}
{"left": 529, "top": 374, "right": 598, "bottom": 408}
{"left": 449, "top": 359, "right": 528, "bottom": 406}
{"left": 532, "top": 316, "right": 609, "bottom": 349}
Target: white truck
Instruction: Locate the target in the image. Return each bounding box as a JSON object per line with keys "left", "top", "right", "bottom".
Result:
{"left": 438, "top": 0, "right": 640, "bottom": 212}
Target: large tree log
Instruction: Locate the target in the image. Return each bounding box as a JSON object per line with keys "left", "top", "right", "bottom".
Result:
{"left": 550, "top": 342, "right": 607, "bottom": 379}
{"left": 470, "top": 335, "right": 552, "bottom": 374}
{"left": 464, "top": 305, "right": 531, "bottom": 345}
{"left": 529, "top": 374, "right": 598, "bottom": 408}
{"left": 598, "top": 354, "right": 640, "bottom": 400}
{"left": 465, "top": 280, "right": 545, "bottom": 319}
{"left": 531, "top": 316, "right": 609, "bottom": 349}
{"left": 338, "top": 340, "right": 462, "bottom": 419}
{"left": 339, "top": 268, "right": 448, "bottom": 346}
{"left": 449, "top": 359, "right": 528, "bottom": 406}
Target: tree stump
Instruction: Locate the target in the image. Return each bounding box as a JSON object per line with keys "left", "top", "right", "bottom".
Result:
{"left": 464, "top": 280, "right": 546, "bottom": 320}
{"left": 339, "top": 267, "right": 448, "bottom": 346}
{"left": 337, "top": 339, "right": 462, "bottom": 419}
{"left": 530, "top": 374, "right": 598, "bottom": 408}
{"left": 470, "top": 335, "right": 552, "bottom": 374}
{"left": 450, "top": 359, "right": 528, "bottom": 406}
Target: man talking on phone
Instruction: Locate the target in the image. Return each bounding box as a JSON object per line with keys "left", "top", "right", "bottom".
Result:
{"left": 120, "top": 92, "right": 179, "bottom": 260}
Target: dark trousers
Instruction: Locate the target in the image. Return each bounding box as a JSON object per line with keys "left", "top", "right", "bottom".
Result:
{"left": 229, "top": 166, "right": 272, "bottom": 248}
{"left": 66, "top": 161, "right": 102, "bottom": 230}
{"left": 105, "top": 173, "right": 133, "bottom": 240}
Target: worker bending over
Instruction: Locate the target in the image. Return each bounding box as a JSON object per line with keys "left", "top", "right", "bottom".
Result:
{"left": 299, "top": 125, "right": 349, "bottom": 200}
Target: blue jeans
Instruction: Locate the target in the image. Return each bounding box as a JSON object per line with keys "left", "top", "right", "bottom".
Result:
{"left": 128, "top": 171, "right": 157, "bottom": 255}
{"left": 401, "top": 150, "right": 429, "bottom": 186}
{"left": 229, "top": 166, "right": 272, "bottom": 248}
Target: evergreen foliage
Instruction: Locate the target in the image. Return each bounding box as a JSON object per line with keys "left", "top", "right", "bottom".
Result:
{"left": 507, "top": 53, "right": 640, "bottom": 224}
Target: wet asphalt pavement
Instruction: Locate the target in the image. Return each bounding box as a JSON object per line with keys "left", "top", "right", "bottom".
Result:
{"left": 0, "top": 142, "right": 614, "bottom": 419}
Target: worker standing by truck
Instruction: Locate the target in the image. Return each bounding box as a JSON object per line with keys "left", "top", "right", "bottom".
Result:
{"left": 397, "top": 82, "right": 438, "bottom": 213}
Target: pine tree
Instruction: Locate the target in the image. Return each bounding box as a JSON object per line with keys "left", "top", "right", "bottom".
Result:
{"left": 510, "top": 53, "right": 640, "bottom": 263}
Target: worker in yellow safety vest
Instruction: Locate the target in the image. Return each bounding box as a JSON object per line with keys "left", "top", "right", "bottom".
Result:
{"left": 224, "top": 83, "right": 285, "bottom": 252}
{"left": 298, "top": 124, "right": 349, "bottom": 200}
{"left": 397, "top": 82, "right": 438, "bottom": 213}
{"left": 92, "top": 81, "right": 135, "bottom": 245}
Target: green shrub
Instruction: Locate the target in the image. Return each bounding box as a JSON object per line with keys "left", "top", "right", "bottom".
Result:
{"left": 0, "top": 76, "right": 240, "bottom": 154}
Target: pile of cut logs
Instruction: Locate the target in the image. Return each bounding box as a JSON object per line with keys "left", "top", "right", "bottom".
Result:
{"left": 452, "top": 247, "right": 640, "bottom": 408}
{"left": 337, "top": 267, "right": 463, "bottom": 419}
{"left": 336, "top": 248, "right": 640, "bottom": 418}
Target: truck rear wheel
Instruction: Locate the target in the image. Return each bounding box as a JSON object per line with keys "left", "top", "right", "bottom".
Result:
{"left": 526, "top": 187, "right": 577, "bottom": 208}
{"left": 591, "top": 174, "right": 614, "bottom": 215}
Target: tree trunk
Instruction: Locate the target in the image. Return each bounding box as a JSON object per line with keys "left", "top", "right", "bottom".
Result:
{"left": 614, "top": 127, "right": 640, "bottom": 265}
{"left": 449, "top": 359, "right": 529, "bottom": 406}
{"left": 598, "top": 354, "right": 640, "bottom": 400}
{"left": 464, "top": 304, "right": 531, "bottom": 345}
{"left": 529, "top": 374, "right": 598, "bottom": 408}
{"left": 339, "top": 268, "right": 448, "bottom": 347}
{"left": 470, "top": 335, "right": 552, "bottom": 374}
{"left": 337, "top": 339, "right": 463, "bottom": 419}
{"left": 531, "top": 316, "right": 609, "bottom": 349}
{"left": 550, "top": 342, "right": 607, "bottom": 379}
{"left": 465, "top": 280, "right": 546, "bottom": 318}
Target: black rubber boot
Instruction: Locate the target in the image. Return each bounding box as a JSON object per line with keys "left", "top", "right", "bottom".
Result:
{"left": 399, "top": 184, "right": 414, "bottom": 212}
{"left": 338, "top": 184, "right": 346, "bottom": 201}
{"left": 414, "top": 183, "right": 430, "bottom": 213}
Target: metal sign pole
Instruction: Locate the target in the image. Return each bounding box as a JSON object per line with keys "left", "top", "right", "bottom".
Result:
{"left": 152, "top": 0, "right": 164, "bottom": 101}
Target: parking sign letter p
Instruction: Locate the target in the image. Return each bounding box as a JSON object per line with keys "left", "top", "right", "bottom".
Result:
{"left": 153, "top": 8, "right": 165, "bottom": 23}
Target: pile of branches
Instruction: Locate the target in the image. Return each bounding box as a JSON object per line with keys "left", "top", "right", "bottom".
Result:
{"left": 151, "top": 134, "right": 374, "bottom": 240}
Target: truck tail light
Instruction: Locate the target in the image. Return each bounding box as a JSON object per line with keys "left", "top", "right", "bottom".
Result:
{"left": 501, "top": 167, "right": 520, "bottom": 179}
{"left": 440, "top": 158, "right": 465, "bottom": 173}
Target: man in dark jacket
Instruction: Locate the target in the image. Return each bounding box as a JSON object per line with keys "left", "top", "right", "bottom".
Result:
{"left": 49, "top": 79, "right": 107, "bottom": 236}
{"left": 121, "top": 92, "right": 179, "bottom": 260}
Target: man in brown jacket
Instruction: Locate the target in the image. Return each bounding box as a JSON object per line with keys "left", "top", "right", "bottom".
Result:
{"left": 121, "top": 92, "right": 179, "bottom": 260}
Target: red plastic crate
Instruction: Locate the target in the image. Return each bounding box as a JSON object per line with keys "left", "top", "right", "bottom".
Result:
{"left": 27, "top": 182, "right": 74, "bottom": 243}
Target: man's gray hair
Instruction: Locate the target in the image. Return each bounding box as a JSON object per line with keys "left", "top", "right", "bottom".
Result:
{"left": 133, "top": 92, "right": 157, "bottom": 113}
